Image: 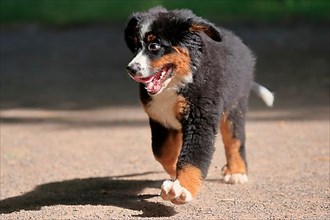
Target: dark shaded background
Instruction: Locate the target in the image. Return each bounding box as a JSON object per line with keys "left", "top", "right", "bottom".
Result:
{"left": 0, "top": 0, "right": 329, "bottom": 111}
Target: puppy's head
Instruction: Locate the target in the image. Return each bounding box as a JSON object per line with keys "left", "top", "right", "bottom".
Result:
{"left": 124, "top": 6, "right": 222, "bottom": 96}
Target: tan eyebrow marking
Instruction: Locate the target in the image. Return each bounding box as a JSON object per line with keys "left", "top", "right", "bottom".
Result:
{"left": 146, "top": 34, "right": 156, "bottom": 42}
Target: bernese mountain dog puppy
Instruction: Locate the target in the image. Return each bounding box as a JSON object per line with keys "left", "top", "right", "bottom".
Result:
{"left": 124, "top": 6, "right": 274, "bottom": 205}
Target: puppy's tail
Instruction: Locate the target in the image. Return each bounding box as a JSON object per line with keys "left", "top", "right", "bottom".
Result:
{"left": 251, "top": 82, "right": 274, "bottom": 107}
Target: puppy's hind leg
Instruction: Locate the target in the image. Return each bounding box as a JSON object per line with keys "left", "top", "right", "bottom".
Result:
{"left": 220, "top": 98, "right": 249, "bottom": 184}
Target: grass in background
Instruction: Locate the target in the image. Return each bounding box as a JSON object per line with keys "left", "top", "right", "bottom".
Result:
{"left": 1, "top": 0, "right": 329, "bottom": 26}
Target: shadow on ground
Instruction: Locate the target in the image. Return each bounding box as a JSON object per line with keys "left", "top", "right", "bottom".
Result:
{"left": 0, "top": 105, "right": 328, "bottom": 130}
{"left": 0, "top": 172, "right": 176, "bottom": 218}
{"left": 0, "top": 116, "right": 149, "bottom": 128}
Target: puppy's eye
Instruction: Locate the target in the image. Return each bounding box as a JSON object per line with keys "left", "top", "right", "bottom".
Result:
{"left": 148, "top": 43, "right": 161, "bottom": 51}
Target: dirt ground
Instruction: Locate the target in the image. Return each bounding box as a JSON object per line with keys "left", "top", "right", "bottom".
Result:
{"left": 0, "top": 24, "right": 329, "bottom": 219}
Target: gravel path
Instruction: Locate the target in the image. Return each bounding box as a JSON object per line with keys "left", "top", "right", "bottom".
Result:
{"left": 0, "top": 24, "right": 329, "bottom": 219}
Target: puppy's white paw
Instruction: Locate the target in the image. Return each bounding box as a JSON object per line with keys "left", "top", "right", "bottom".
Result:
{"left": 223, "top": 173, "right": 248, "bottom": 184}
{"left": 160, "top": 180, "right": 193, "bottom": 205}
{"left": 221, "top": 165, "right": 248, "bottom": 184}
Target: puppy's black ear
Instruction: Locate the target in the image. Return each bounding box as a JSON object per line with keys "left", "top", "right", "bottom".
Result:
{"left": 188, "top": 18, "right": 222, "bottom": 42}
{"left": 124, "top": 14, "right": 141, "bottom": 52}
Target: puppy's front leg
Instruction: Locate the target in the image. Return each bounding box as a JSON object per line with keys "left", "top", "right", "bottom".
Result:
{"left": 160, "top": 105, "right": 219, "bottom": 204}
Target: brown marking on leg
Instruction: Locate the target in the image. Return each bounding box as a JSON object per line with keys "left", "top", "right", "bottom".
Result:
{"left": 174, "top": 95, "right": 189, "bottom": 122}
{"left": 155, "top": 130, "right": 182, "bottom": 177}
{"left": 220, "top": 115, "right": 247, "bottom": 174}
{"left": 150, "top": 47, "right": 191, "bottom": 79}
{"left": 177, "top": 165, "right": 202, "bottom": 197}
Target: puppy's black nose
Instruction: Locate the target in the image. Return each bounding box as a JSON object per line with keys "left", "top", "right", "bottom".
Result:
{"left": 127, "top": 63, "right": 141, "bottom": 77}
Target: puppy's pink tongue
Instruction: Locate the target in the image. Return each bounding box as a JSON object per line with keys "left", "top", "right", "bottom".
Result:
{"left": 147, "top": 81, "right": 161, "bottom": 94}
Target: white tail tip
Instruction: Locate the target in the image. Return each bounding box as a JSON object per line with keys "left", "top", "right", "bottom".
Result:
{"left": 251, "top": 82, "right": 275, "bottom": 107}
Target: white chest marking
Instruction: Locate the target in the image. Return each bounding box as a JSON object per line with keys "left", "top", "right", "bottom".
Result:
{"left": 146, "top": 89, "right": 181, "bottom": 130}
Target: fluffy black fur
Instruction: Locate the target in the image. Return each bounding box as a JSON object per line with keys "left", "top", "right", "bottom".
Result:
{"left": 124, "top": 6, "right": 255, "bottom": 200}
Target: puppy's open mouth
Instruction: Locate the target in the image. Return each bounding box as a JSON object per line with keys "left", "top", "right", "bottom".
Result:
{"left": 132, "top": 64, "right": 173, "bottom": 95}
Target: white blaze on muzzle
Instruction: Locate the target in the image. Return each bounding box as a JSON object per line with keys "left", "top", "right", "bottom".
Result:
{"left": 128, "top": 50, "right": 150, "bottom": 77}
{"left": 128, "top": 19, "right": 154, "bottom": 77}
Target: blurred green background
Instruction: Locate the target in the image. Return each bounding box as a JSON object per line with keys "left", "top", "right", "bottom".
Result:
{"left": 1, "top": 0, "right": 330, "bottom": 26}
